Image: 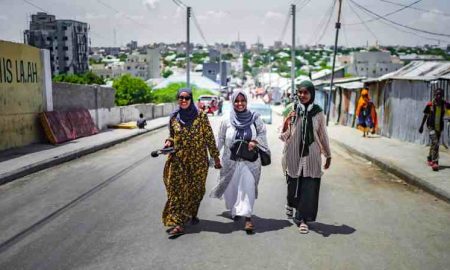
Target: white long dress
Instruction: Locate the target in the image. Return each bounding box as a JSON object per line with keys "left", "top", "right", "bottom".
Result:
{"left": 210, "top": 114, "right": 270, "bottom": 218}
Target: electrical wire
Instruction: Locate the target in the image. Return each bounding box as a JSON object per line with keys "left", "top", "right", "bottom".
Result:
{"left": 347, "top": 0, "right": 379, "bottom": 41}
{"left": 191, "top": 11, "right": 209, "bottom": 45}
{"left": 96, "top": 0, "right": 150, "bottom": 31}
{"left": 349, "top": 0, "right": 450, "bottom": 38}
{"left": 21, "top": 0, "right": 108, "bottom": 41}
{"left": 379, "top": 0, "right": 450, "bottom": 17}
{"left": 314, "top": 0, "right": 337, "bottom": 45}
{"left": 278, "top": 10, "right": 291, "bottom": 42}
{"left": 345, "top": 0, "right": 422, "bottom": 26}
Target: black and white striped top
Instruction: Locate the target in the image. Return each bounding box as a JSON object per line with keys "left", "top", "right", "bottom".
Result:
{"left": 280, "top": 111, "right": 331, "bottom": 178}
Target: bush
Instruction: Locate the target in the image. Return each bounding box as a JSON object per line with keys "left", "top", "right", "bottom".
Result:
{"left": 53, "top": 71, "right": 105, "bottom": 85}
{"left": 152, "top": 82, "right": 216, "bottom": 104}
{"left": 113, "top": 74, "right": 153, "bottom": 106}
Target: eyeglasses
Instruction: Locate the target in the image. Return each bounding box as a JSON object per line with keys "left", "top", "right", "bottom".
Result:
{"left": 178, "top": 96, "right": 191, "bottom": 101}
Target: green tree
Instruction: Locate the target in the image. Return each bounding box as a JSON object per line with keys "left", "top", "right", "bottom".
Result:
{"left": 162, "top": 69, "right": 174, "bottom": 78}
{"left": 113, "top": 74, "right": 153, "bottom": 106}
{"left": 119, "top": 53, "right": 127, "bottom": 62}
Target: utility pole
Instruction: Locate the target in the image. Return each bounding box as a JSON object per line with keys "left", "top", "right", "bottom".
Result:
{"left": 326, "top": 0, "right": 343, "bottom": 126}
{"left": 219, "top": 45, "right": 222, "bottom": 86}
{"left": 291, "top": 4, "right": 296, "bottom": 100}
{"left": 186, "top": 7, "right": 191, "bottom": 88}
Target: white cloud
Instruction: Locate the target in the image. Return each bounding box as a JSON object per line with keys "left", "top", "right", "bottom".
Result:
{"left": 143, "top": 0, "right": 160, "bottom": 10}
{"left": 264, "top": 11, "right": 284, "bottom": 20}
{"left": 205, "top": 10, "right": 228, "bottom": 19}
{"left": 0, "top": 15, "right": 7, "bottom": 21}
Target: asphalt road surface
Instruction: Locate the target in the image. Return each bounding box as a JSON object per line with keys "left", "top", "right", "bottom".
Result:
{"left": 1, "top": 110, "right": 449, "bottom": 270}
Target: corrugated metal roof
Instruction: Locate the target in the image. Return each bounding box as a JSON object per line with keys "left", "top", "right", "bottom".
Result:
{"left": 366, "top": 61, "right": 450, "bottom": 82}
{"left": 335, "top": 81, "right": 364, "bottom": 90}
{"left": 313, "top": 77, "right": 365, "bottom": 86}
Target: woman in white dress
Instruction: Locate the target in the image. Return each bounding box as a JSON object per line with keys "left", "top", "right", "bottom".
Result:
{"left": 210, "top": 90, "right": 270, "bottom": 234}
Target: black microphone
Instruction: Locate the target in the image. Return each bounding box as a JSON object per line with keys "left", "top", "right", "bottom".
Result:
{"left": 151, "top": 147, "right": 175, "bottom": 158}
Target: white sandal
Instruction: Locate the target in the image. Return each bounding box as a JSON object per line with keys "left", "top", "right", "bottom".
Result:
{"left": 298, "top": 222, "right": 309, "bottom": 234}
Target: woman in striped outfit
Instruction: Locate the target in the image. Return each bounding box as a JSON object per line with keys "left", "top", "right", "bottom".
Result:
{"left": 280, "top": 80, "right": 331, "bottom": 234}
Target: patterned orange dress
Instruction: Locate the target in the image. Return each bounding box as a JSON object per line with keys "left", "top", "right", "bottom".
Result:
{"left": 162, "top": 112, "right": 219, "bottom": 227}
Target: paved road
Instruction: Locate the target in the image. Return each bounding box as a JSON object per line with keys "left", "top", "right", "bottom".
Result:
{"left": 1, "top": 111, "right": 449, "bottom": 270}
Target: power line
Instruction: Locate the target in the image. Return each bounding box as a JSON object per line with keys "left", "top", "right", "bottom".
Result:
{"left": 172, "top": 0, "right": 188, "bottom": 8}
{"left": 96, "top": 0, "right": 150, "bottom": 31}
{"left": 350, "top": 0, "right": 450, "bottom": 38}
{"left": 307, "top": 0, "right": 335, "bottom": 44}
{"left": 191, "top": 11, "right": 209, "bottom": 45}
{"left": 314, "top": 0, "right": 337, "bottom": 45}
{"left": 347, "top": 0, "right": 379, "bottom": 41}
{"left": 22, "top": 0, "right": 46, "bottom": 12}
{"left": 21, "top": 0, "right": 108, "bottom": 42}
{"left": 345, "top": 0, "right": 422, "bottom": 26}
{"left": 295, "top": 0, "right": 312, "bottom": 12}
{"left": 278, "top": 10, "right": 291, "bottom": 42}
{"left": 380, "top": 0, "right": 450, "bottom": 17}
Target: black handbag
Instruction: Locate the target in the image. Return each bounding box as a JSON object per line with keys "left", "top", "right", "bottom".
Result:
{"left": 259, "top": 148, "right": 271, "bottom": 166}
{"left": 230, "top": 140, "right": 258, "bottom": 162}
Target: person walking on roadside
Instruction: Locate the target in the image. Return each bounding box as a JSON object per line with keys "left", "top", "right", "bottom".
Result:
{"left": 218, "top": 97, "right": 224, "bottom": 116}
{"left": 210, "top": 89, "right": 270, "bottom": 234}
{"left": 162, "top": 88, "right": 222, "bottom": 238}
{"left": 280, "top": 80, "right": 331, "bottom": 234}
{"left": 355, "top": 88, "right": 378, "bottom": 137}
{"left": 419, "top": 88, "right": 450, "bottom": 172}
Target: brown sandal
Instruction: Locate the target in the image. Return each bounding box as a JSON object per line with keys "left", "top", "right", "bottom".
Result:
{"left": 168, "top": 225, "right": 185, "bottom": 238}
{"left": 245, "top": 221, "right": 255, "bottom": 234}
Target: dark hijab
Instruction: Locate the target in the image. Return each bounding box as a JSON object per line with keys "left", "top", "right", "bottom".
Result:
{"left": 230, "top": 90, "right": 257, "bottom": 141}
{"left": 296, "top": 80, "right": 322, "bottom": 157}
{"left": 170, "top": 88, "right": 198, "bottom": 127}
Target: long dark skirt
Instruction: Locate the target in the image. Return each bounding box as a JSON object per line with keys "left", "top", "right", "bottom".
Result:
{"left": 286, "top": 174, "right": 321, "bottom": 222}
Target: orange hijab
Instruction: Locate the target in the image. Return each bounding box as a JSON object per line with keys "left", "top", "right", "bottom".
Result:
{"left": 356, "top": 89, "right": 378, "bottom": 129}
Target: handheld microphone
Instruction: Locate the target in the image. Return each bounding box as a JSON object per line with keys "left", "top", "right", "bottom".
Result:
{"left": 151, "top": 147, "right": 175, "bottom": 158}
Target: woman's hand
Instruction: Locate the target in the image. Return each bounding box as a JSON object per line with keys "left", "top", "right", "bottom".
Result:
{"left": 164, "top": 140, "right": 173, "bottom": 148}
{"left": 324, "top": 157, "right": 331, "bottom": 170}
{"left": 288, "top": 111, "right": 296, "bottom": 119}
{"left": 248, "top": 140, "right": 258, "bottom": 151}
{"left": 214, "top": 157, "right": 222, "bottom": 169}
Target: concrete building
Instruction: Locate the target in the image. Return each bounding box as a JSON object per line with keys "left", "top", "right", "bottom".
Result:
{"left": 127, "top": 40, "right": 138, "bottom": 51}
{"left": 231, "top": 41, "right": 247, "bottom": 53}
{"left": 347, "top": 51, "right": 403, "bottom": 78}
{"left": 124, "top": 48, "right": 161, "bottom": 80}
{"left": 24, "top": 12, "right": 89, "bottom": 75}
{"left": 202, "top": 61, "right": 231, "bottom": 86}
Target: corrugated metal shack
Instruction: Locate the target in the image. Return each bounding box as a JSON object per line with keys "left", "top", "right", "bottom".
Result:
{"left": 314, "top": 77, "right": 364, "bottom": 123}
{"left": 364, "top": 61, "right": 450, "bottom": 145}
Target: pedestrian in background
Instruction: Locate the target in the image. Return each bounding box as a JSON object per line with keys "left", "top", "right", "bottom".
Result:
{"left": 218, "top": 97, "right": 224, "bottom": 116}
{"left": 136, "top": 113, "right": 147, "bottom": 129}
{"left": 210, "top": 89, "right": 270, "bottom": 234}
{"left": 162, "top": 88, "right": 222, "bottom": 238}
{"left": 419, "top": 88, "right": 450, "bottom": 171}
{"left": 355, "top": 88, "right": 378, "bottom": 137}
{"left": 280, "top": 80, "right": 331, "bottom": 234}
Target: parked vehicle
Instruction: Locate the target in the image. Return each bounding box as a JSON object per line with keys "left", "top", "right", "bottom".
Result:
{"left": 197, "top": 95, "right": 218, "bottom": 115}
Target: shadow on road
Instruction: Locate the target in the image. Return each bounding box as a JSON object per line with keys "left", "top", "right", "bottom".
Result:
{"left": 185, "top": 212, "right": 293, "bottom": 235}
{"left": 308, "top": 222, "right": 356, "bottom": 237}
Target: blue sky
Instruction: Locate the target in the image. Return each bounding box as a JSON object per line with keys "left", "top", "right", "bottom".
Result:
{"left": 0, "top": 0, "right": 449, "bottom": 47}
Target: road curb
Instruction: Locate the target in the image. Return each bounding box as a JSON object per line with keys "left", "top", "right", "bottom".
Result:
{"left": 331, "top": 138, "right": 450, "bottom": 204}
{"left": 0, "top": 123, "right": 168, "bottom": 186}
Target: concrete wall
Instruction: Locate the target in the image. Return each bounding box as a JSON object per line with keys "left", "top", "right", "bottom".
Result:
{"left": 53, "top": 82, "right": 115, "bottom": 111}
{"left": 88, "top": 103, "right": 176, "bottom": 130}
{"left": 0, "top": 40, "right": 52, "bottom": 151}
